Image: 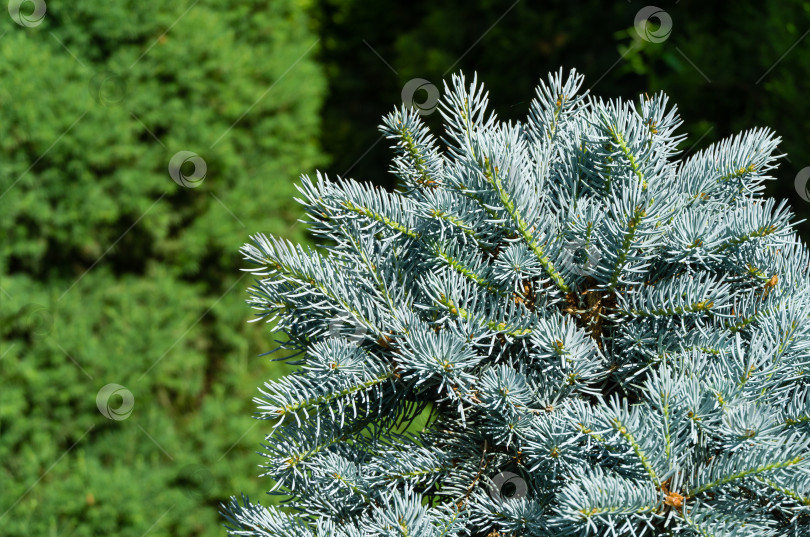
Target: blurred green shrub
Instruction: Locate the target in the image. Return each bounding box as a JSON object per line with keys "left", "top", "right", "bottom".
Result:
{"left": 0, "top": 1, "right": 325, "bottom": 536}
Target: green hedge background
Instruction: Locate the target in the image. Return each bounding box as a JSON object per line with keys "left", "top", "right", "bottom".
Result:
{"left": 1, "top": 1, "right": 808, "bottom": 536}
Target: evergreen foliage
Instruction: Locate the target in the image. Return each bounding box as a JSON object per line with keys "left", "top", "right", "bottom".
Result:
{"left": 0, "top": 2, "right": 324, "bottom": 535}
{"left": 223, "top": 68, "right": 810, "bottom": 536}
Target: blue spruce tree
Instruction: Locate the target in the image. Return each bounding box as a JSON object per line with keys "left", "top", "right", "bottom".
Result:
{"left": 221, "top": 68, "right": 810, "bottom": 536}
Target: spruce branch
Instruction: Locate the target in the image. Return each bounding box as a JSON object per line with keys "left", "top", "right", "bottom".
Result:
{"left": 223, "top": 68, "right": 810, "bottom": 537}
